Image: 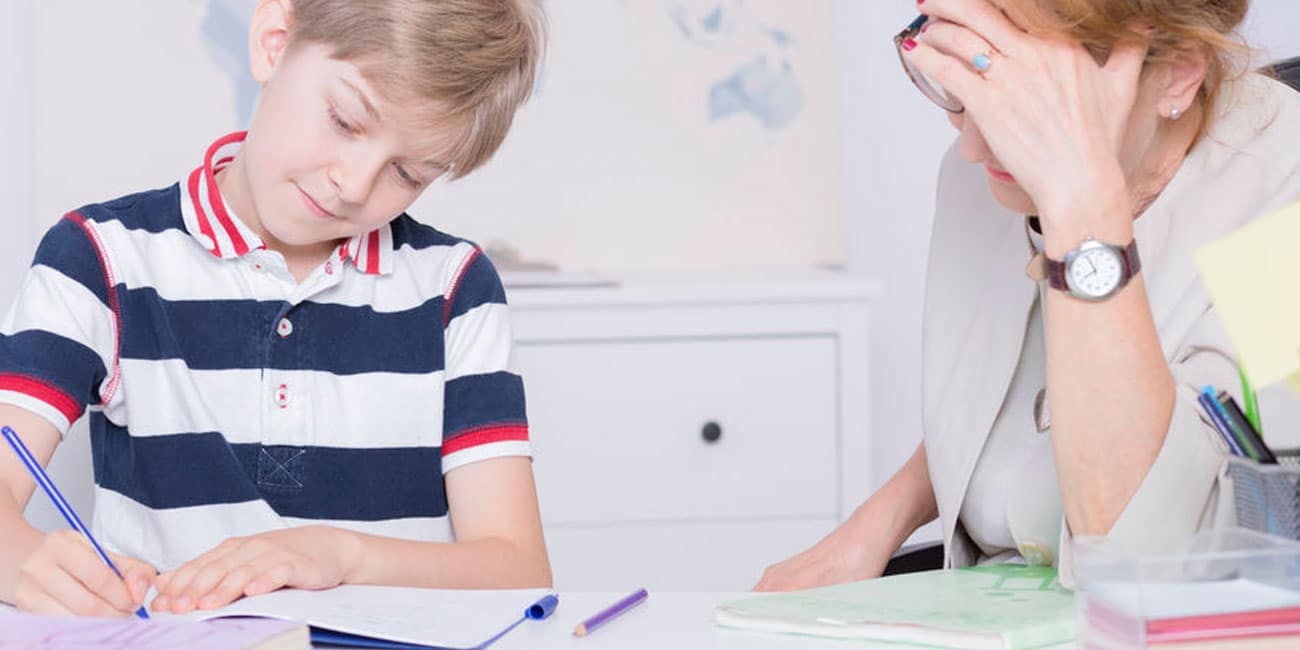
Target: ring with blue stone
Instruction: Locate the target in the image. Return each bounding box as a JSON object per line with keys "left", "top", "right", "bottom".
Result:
{"left": 972, "top": 52, "right": 993, "bottom": 74}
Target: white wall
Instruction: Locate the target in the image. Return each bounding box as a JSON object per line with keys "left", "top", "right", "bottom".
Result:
{"left": 840, "top": 0, "right": 1300, "bottom": 545}
{"left": 0, "top": 0, "right": 91, "bottom": 533}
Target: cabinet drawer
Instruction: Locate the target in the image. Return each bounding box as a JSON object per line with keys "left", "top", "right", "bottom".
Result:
{"left": 545, "top": 518, "right": 838, "bottom": 591}
{"left": 518, "top": 336, "right": 839, "bottom": 525}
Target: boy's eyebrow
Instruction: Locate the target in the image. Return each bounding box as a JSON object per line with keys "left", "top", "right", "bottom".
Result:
{"left": 340, "top": 78, "right": 382, "bottom": 123}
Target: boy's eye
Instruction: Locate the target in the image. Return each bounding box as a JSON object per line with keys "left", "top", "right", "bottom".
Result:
{"left": 328, "top": 108, "right": 356, "bottom": 134}
{"left": 393, "top": 163, "right": 423, "bottom": 188}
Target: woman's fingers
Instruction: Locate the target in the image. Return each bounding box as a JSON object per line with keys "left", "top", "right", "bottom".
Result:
{"left": 920, "top": 0, "right": 1029, "bottom": 58}
{"left": 918, "top": 19, "right": 999, "bottom": 74}
{"left": 902, "top": 37, "right": 988, "bottom": 113}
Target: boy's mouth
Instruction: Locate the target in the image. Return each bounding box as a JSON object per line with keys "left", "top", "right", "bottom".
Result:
{"left": 295, "top": 183, "right": 341, "bottom": 220}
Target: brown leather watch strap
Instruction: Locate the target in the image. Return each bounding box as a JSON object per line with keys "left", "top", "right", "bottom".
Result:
{"left": 1045, "top": 239, "right": 1141, "bottom": 294}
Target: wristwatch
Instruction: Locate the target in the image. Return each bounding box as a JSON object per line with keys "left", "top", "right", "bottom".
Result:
{"left": 1044, "top": 237, "right": 1141, "bottom": 302}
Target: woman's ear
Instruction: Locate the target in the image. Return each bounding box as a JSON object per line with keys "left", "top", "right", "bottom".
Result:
{"left": 1156, "top": 46, "right": 1212, "bottom": 118}
{"left": 248, "top": 0, "right": 293, "bottom": 84}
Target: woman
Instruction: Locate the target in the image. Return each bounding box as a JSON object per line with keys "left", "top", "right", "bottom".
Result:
{"left": 758, "top": 0, "right": 1300, "bottom": 590}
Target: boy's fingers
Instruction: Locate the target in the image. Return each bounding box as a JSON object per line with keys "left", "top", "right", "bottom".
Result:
{"left": 51, "top": 541, "right": 136, "bottom": 614}
{"left": 199, "top": 563, "right": 264, "bottom": 609}
{"left": 17, "top": 585, "right": 76, "bottom": 616}
{"left": 159, "top": 541, "right": 238, "bottom": 601}
{"left": 40, "top": 567, "right": 128, "bottom": 617}
{"left": 180, "top": 559, "right": 242, "bottom": 611}
{"left": 110, "top": 553, "right": 158, "bottom": 604}
{"left": 245, "top": 562, "right": 294, "bottom": 596}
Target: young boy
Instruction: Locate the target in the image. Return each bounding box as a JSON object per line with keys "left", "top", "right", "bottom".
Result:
{"left": 0, "top": 0, "right": 550, "bottom": 617}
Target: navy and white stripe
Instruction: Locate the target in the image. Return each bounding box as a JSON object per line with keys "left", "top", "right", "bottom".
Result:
{"left": 0, "top": 132, "right": 528, "bottom": 569}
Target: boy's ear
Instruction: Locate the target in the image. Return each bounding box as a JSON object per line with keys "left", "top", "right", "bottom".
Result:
{"left": 248, "top": 0, "right": 293, "bottom": 84}
{"left": 1156, "top": 46, "right": 1211, "bottom": 116}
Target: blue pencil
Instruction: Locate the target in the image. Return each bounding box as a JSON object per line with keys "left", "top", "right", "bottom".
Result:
{"left": 2, "top": 425, "right": 149, "bottom": 619}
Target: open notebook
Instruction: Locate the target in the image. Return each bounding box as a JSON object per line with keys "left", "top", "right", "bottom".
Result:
{"left": 1, "top": 587, "right": 555, "bottom": 650}
{"left": 158, "top": 585, "right": 559, "bottom": 649}
{"left": 716, "top": 564, "right": 1076, "bottom": 650}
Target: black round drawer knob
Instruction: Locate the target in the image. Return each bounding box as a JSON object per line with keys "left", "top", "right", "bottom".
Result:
{"left": 701, "top": 421, "right": 723, "bottom": 444}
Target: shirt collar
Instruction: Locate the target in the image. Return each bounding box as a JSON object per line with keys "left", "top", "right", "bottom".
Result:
{"left": 180, "top": 131, "right": 394, "bottom": 276}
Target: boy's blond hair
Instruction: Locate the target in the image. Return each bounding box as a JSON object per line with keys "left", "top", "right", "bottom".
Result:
{"left": 289, "top": 0, "right": 545, "bottom": 178}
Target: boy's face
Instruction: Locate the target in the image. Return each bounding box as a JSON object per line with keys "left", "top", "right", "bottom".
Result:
{"left": 241, "top": 40, "right": 452, "bottom": 251}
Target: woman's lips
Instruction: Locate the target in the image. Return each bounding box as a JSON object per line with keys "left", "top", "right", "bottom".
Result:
{"left": 985, "top": 165, "right": 1016, "bottom": 183}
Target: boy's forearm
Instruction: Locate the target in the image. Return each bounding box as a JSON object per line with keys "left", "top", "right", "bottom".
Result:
{"left": 341, "top": 530, "right": 552, "bottom": 590}
{"left": 0, "top": 498, "right": 46, "bottom": 604}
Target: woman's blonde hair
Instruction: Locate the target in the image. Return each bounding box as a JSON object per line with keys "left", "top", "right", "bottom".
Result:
{"left": 287, "top": 0, "right": 546, "bottom": 179}
{"left": 1010, "top": 0, "right": 1250, "bottom": 137}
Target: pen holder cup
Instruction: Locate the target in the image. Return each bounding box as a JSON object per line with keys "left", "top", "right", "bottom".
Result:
{"left": 1228, "top": 451, "right": 1300, "bottom": 541}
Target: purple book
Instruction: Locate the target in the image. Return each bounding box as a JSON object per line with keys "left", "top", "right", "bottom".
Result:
{"left": 0, "top": 610, "right": 309, "bottom": 650}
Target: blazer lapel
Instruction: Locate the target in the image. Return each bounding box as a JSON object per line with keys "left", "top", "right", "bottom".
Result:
{"left": 921, "top": 148, "right": 1039, "bottom": 564}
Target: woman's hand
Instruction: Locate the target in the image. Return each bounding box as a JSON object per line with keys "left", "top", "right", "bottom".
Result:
{"left": 14, "top": 530, "right": 155, "bottom": 616}
{"left": 903, "top": 0, "right": 1146, "bottom": 229}
{"left": 151, "top": 526, "right": 361, "bottom": 613}
{"left": 754, "top": 531, "right": 891, "bottom": 592}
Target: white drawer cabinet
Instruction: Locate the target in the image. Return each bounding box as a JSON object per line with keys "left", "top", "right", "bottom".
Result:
{"left": 507, "top": 272, "right": 874, "bottom": 591}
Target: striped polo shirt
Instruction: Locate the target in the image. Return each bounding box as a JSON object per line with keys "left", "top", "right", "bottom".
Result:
{"left": 0, "top": 132, "right": 530, "bottom": 570}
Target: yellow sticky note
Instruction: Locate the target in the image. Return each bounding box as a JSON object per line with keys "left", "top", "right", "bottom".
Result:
{"left": 1194, "top": 199, "right": 1300, "bottom": 391}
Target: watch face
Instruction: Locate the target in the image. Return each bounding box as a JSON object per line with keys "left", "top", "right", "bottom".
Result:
{"left": 1067, "top": 246, "right": 1123, "bottom": 299}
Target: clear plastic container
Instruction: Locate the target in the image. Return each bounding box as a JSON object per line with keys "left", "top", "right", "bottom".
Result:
{"left": 1072, "top": 528, "right": 1300, "bottom": 648}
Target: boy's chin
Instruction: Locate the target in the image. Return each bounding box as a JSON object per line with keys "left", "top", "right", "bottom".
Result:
{"left": 263, "top": 222, "right": 346, "bottom": 251}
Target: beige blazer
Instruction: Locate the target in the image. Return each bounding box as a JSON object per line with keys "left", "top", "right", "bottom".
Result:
{"left": 920, "top": 73, "right": 1300, "bottom": 581}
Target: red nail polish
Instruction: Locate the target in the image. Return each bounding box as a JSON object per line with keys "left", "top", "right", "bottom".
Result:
{"left": 902, "top": 38, "right": 918, "bottom": 52}
{"left": 917, "top": 0, "right": 926, "bottom": 4}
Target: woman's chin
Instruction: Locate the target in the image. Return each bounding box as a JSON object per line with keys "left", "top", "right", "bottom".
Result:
{"left": 988, "top": 182, "right": 1037, "bottom": 216}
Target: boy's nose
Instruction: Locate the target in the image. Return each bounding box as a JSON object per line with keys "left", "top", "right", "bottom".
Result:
{"left": 328, "top": 162, "right": 378, "bottom": 206}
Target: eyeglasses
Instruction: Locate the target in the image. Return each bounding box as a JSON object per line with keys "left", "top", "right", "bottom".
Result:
{"left": 894, "top": 15, "right": 964, "bottom": 113}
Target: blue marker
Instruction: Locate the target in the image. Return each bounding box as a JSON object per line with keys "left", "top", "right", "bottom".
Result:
{"left": 2, "top": 425, "right": 149, "bottom": 619}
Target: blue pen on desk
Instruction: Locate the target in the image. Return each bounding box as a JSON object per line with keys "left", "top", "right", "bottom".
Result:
{"left": 2, "top": 425, "right": 149, "bottom": 619}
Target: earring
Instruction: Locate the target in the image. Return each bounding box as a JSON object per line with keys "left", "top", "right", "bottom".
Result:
{"left": 1169, "top": 106, "right": 1182, "bottom": 120}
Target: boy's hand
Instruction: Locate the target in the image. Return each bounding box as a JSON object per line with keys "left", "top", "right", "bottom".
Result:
{"left": 151, "top": 526, "right": 361, "bottom": 613}
{"left": 14, "top": 530, "right": 156, "bottom": 616}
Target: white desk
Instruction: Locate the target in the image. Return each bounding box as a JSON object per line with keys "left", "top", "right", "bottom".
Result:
{"left": 491, "top": 592, "right": 1078, "bottom": 650}
{"left": 491, "top": 592, "right": 861, "bottom": 650}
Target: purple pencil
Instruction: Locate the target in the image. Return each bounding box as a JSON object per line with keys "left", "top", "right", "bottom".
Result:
{"left": 573, "top": 588, "right": 649, "bottom": 637}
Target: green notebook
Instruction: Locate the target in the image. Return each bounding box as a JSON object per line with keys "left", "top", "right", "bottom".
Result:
{"left": 715, "top": 565, "right": 1076, "bottom": 649}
